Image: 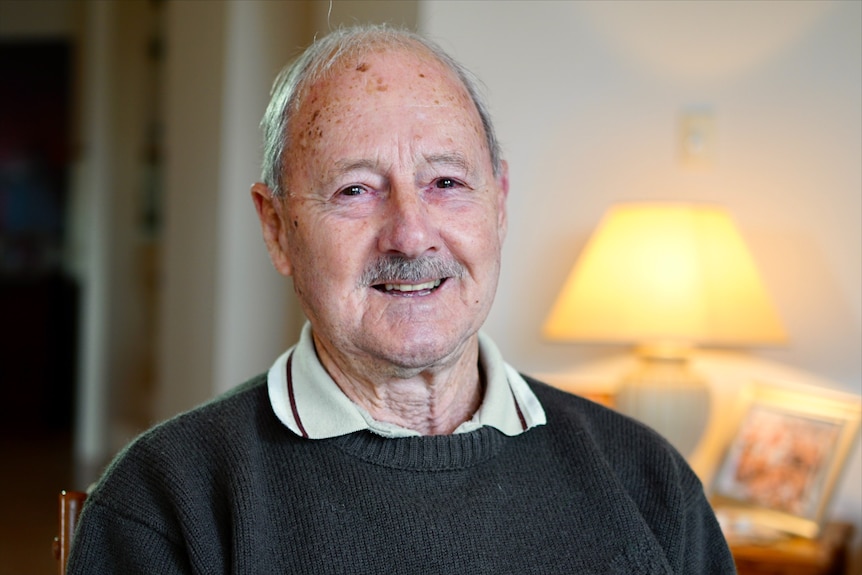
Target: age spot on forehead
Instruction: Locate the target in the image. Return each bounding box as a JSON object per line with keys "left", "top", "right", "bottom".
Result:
{"left": 306, "top": 109, "right": 320, "bottom": 130}
{"left": 365, "top": 75, "right": 389, "bottom": 94}
{"left": 356, "top": 62, "right": 369, "bottom": 72}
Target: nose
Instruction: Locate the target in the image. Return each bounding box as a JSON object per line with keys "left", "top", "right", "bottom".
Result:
{"left": 377, "top": 184, "right": 439, "bottom": 258}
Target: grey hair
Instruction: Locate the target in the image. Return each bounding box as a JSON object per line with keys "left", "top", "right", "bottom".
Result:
{"left": 260, "top": 24, "right": 503, "bottom": 197}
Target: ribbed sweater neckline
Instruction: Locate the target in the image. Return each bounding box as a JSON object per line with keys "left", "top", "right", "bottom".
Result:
{"left": 329, "top": 426, "right": 509, "bottom": 471}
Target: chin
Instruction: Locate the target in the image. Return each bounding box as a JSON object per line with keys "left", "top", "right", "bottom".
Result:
{"left": 369, "top": 328, "right": 476, "bottom": 373}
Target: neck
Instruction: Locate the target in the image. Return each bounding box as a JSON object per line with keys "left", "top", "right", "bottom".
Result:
{"left": 312, "top": 334, "right": 484, "bottom": 435}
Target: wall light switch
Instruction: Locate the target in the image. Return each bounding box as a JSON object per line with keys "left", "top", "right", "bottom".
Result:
{"left": 678, "top": 110, "right": 715, "bottom": 168}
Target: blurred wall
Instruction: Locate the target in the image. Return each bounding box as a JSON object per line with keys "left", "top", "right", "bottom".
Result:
{"left": 155, "top": 0, "right": 299, "bottom": 424}
{"left": 0, "top": 0, "right": 160, "bottom": 470}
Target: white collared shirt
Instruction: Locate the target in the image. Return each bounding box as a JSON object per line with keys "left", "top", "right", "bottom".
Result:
{"left": 267, "top": 323, "right": 546, "bottom": 439}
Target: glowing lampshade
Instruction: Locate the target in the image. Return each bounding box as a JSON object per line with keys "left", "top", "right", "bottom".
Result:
{"left": 543, "top": 203, "right": 786, "bottom": 346}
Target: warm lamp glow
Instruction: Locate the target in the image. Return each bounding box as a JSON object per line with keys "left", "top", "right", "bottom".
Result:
{"left": 543, "top": 203, "right": 786, "bottom": 346}
{"left": 543, "top": 203, "right": 786, "bottom": 456}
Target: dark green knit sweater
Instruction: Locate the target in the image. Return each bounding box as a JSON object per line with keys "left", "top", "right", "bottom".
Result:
{"left": 67, "top": 375, "right": 735, "bottom": 574}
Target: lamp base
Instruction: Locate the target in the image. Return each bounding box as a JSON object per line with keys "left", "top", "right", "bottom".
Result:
{"left": 615, "top": 346, "right": 710, "bottom": 457}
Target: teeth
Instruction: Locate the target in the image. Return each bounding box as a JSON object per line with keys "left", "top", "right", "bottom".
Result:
{"left": 384, "top": 279, "right": 442, "bottom": 292}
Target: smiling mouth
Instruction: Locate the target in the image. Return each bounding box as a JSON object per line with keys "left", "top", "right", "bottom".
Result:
{"left": 373, "top": 278, "right": 445, "bottom": 296}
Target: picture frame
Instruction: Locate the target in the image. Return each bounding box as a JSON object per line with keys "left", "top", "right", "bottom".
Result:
{"left": 710, "top": 383, "right": 861, "bottom": 538}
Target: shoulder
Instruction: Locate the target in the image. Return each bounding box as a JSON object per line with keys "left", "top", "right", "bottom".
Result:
{"left": 526, "top": 375, "right": 735, "bottom": 572}
{"left": 70, "top": 376, "right": 281, "bottom": 571}
{"left": 523, "top": 374, "right": 651, "bottom": 438}
{"left": 522, "top": 374, "right": 719, "bottom": 532}
{"left": 522, "top": 374, "right": 700, "bottom": 492}
{"left": 134, "top": 373, "right": 276, "bottom": 456}
{"left": 86, "top": 374, "right": 283, "bottom": 510}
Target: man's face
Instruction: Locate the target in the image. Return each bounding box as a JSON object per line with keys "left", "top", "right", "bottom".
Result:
{"left": 256, "top": 46, "right": 508, "bottom": 376}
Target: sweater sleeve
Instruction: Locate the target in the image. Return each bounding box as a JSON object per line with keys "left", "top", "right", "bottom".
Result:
{"left": 679, "top": 473, "right": 738, "bottom": 574}
{"left": 66, "top": 498, "right": 193, "bottom": 575}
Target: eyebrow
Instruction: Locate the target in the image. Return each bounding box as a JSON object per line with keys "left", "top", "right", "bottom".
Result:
{"left": 317, "top": 158, "right": 381, "bottom": 190}
{"left": 331, "top": 158, "right": 380, "bottom": 175}
{"left": 422, "top": 153, "right": 473, "bottom": 173}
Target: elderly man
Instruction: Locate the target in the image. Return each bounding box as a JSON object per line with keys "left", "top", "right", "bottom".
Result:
{"left": 68, "top": 25, "right": 735, "bottom": 574}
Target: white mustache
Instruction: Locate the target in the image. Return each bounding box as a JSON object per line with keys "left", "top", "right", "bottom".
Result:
{"left": 359, "top": 256, "right": 466, "bottom": 287}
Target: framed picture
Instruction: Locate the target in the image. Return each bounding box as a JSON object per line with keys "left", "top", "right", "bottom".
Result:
{"left": 710, "top": 383, "right": 861, "bottom": 538}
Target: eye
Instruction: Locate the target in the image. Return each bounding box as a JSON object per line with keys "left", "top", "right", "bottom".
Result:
{"left": 339, "top": 184, "right": 366, "bottom": 197}
{"left": 434, "top": 178, "right": 461, "bottom": 189}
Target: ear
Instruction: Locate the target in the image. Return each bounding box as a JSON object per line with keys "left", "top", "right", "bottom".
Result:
{"left": 496, "top": 160, "right": 510, "bottom": 241}
{"left": 251, "top": 182, "right": 294, "bottom": 277}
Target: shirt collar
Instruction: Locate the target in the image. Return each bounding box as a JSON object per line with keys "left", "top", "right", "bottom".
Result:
{"left": 267, "top": 323, "right": 546, "bottom": 439}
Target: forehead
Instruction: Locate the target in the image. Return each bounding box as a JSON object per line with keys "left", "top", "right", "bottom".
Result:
{"left": 290, "top": 45, "right": 484, "bottom": 147}
{"left": 307, "top": 43, "right": 471, "bottom": 104}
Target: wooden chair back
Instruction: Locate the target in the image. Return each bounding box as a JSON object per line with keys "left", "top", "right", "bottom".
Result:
{"left": 52, "top": 490, "right": 87, "bottom": 575}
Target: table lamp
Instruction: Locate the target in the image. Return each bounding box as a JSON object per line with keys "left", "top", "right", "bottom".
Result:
{"left": 543, "top": 203, "right": 786, "bottom": 455}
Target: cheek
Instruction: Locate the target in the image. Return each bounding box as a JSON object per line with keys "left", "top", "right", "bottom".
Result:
{"left": 290, "top": 220, "right": 366, "bottom": 289}
{"left": 452, "top": 198, "right": 502, "bottom": 239}
{"left": 442, "top": 213, "right": 503, "bottom": 268}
